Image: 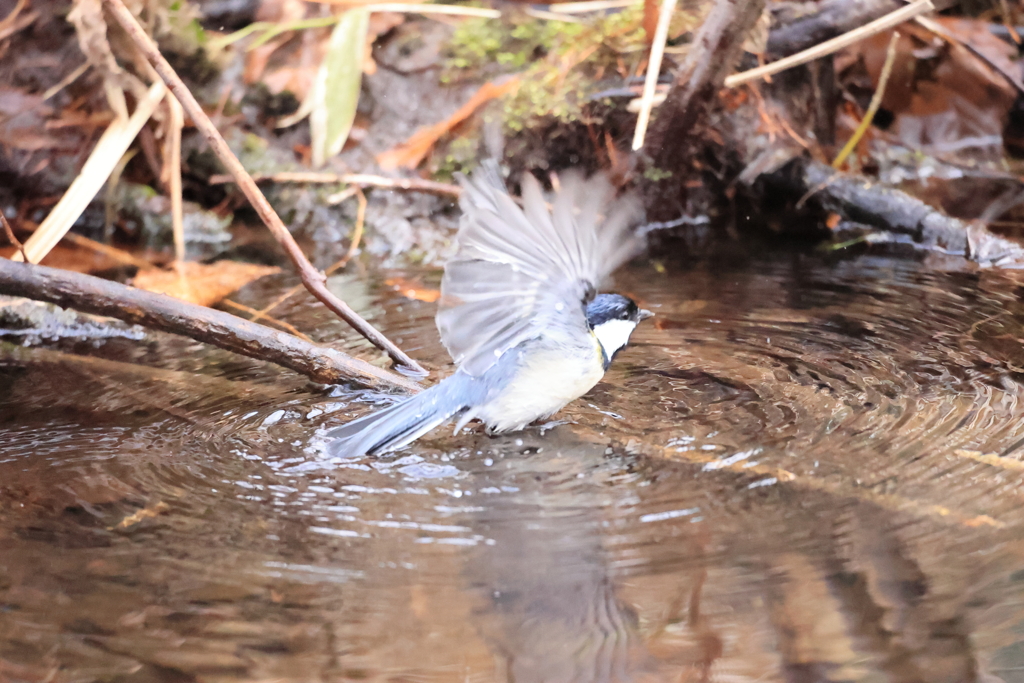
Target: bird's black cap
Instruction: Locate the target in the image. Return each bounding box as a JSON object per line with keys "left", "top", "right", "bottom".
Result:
{"left": 586, "top": 293, "right": 652, "bottom": 328}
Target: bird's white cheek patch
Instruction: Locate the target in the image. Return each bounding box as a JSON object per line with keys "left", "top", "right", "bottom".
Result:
{"left": 593, "top": 319, "right": 638, "bottom": 358}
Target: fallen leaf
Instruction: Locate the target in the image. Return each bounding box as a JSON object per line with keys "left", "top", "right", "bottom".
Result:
{"left": 132, "top": 261, "right": 281, "bottom": 307}
{"left": 839, "top": 24, "right": 1017, "bottom": 154}
{"left": 377, "top": 76, "right": 520, "bottom": 170}
{"left": 110, "top": 501, "right": 169, "bottom": 530}
{"left": 385, "top": 276, "right": 440, "bottom": 302}
{"left": 310, "top": 8, "right": 370, "bottom": 167}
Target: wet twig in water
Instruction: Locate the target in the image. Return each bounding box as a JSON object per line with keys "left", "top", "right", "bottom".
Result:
{"left": 208, "top": 171, "right": 462, "bottom": 198}
{"left": 101, "top": 0, "right": 426, "bottom": 375}
{"left": 777, "top": 159, "right": 1024, "bottom": 268}
{"left": 0, "top": 259, "right": 420, "bottom": 393}
{"left": 0, "top": 212, "right": 27, "bottom": 262}
{"left": 639, "top": 440, "right": 1004, "bottom": 529}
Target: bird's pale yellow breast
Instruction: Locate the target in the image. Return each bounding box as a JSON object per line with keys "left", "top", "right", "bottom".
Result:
{"left": 475, "top": 334, "right": 606, "bottom": 433}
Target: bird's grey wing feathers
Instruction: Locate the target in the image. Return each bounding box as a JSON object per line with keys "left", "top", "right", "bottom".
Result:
{"left": 437, "top": 161, "right": 643, "bottom": 376}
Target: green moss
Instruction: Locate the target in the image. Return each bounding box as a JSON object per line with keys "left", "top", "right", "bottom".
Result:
{"left": 443, "top": 6, "right": 695, "bottom": 135}
{"left": 434, "top": 134, "right": 481, "bottom": 181}
{"left": 444, "top": 16, "right": 586, "bottom": 77}
{"left": 643, "top": 166, "right": 673, "bottom": 181}
{"left": 241, "top": 132, "right": 269, "bottom": 156}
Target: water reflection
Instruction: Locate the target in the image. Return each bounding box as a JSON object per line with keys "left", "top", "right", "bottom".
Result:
{"left": 3, "top": 248, "right": 1024, "bottom": 681}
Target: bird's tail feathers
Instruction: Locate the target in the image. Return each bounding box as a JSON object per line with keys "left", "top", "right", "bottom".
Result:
{"left": 325, "top": 374, "right": 484, "bottom": 458}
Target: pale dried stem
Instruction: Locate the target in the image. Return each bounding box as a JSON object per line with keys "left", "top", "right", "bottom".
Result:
{"left": 631, "top": 0, "right": 678, "bottom": 150}
{"left": 42, "top": 62, "right": 90, "bottom": 101}
{"left": 16, "top": 81, "right": 166, "bottom": 263}
{"left": 62, "top": 232, "right": 153, "bottom": 269}
{"left": 343, "top": 187, "right": 367, "bottom": 265}
{"left": 166, "top": 93, "right": 185, "bottom": 263}
{"left": 832, "top": 30, "right": 900, "bottom": 168}
{"left": 724, "top": 0, "right": 933, "bottom": 88}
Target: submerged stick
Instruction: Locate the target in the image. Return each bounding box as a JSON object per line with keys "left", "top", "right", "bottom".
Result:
{"left": 0, "top": 260, "right": 420, "bottom": 393}
{"left": 102, "top": 0, "right": 426, "bottom": 376}
{"left": 784, "top": 159, "right": 1024, "bottom": 268}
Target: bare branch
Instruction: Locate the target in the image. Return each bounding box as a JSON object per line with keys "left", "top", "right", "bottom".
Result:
{"left": 0, "top": 259, "right": 421, "bottom": 393}
{"left": 101, "top": 0, "right": 426, "bottom": 375}
{"left": 0, "top": 212, "right": 27, "bottom": 262}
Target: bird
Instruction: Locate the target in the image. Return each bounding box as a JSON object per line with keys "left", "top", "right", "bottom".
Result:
{"left": 324, "top": 161, "right": 651, "bottom": 458}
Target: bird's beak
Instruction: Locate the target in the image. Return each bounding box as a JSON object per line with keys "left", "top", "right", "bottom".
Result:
{"left": 639, "top": 309, "right": 654, "bottom": 320}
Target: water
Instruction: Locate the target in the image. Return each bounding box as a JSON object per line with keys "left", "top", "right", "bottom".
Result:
{"left": 4, "top": 246, "right": 1024, "bottom": 682}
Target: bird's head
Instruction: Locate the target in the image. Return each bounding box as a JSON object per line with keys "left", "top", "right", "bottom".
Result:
{"left": 586, "top": 293, "right": 653, "bottom": 366}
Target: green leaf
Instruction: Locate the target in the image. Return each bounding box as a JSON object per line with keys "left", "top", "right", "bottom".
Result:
{"left": 310, "top": 9, "right": 369, "bottom": 168}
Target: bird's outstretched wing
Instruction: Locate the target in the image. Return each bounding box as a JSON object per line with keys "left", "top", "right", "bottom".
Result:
{"left": 436, "top": 161, "right": 643, "bottom": 377}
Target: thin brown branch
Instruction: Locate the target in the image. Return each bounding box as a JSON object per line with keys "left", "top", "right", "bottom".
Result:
{"left": 208, "top": 171, "right": 462, "bottom": 198}
{"left": 0, "top": 259, "right": 420, "bottom": 393}
{"left": 646, "top": 0, "right": 766, "bottom": 162}
{"left": 101, "top": 0, "right": 426, "bottom": 375}
{"left": 0, "top": 212, "right": 28, "bottom": 262}
{"left": 914, "top": 14, "right": 1024, "bottom": 95}
{"left": 343, "top": 187, "right": 367, "bottom": 266}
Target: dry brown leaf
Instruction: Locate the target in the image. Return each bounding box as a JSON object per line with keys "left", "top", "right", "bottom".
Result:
{"left": 256, "top": 24, "right": 329, "bottom": 101}
{"left": 839, "top": 25, "right": 1017, "bottom": 153}
{"left": 244, "top": 36, "right": 292, "bottom": 85}
{"left": 132, "top": 261, "right": 281, "bottom": 307}
{"left": 377, "top": 76, "right": 520, "bottom": 170}
{"left": 385, "top": 276, "right": 440, "bottom": 302}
